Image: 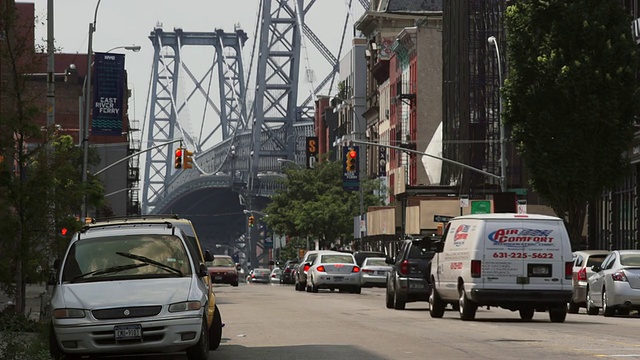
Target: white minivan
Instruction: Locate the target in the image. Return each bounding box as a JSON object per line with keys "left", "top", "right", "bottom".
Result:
{"left": 429, "top": 213, "right": 573, "bottom": 322}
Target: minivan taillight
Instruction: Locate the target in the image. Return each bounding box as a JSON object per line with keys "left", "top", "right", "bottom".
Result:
{"left": 565, "top": 262, "right": 573, "bottom": 280}
{"left": 577, "top": 267, "right": 587, "bottom": 281}
{"left": 471, "top": 260, "right": 481, "bottom": 278}
{"left": 399, "top": 260, "right": 409, "bottom": 275}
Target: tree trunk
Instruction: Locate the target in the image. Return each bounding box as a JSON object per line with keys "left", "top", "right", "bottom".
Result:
{"left": 568, "top": 204, "right": 587, "bottom": 251}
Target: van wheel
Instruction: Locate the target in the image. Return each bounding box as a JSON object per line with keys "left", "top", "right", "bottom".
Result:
{"left": 394, "top": 288, "right": 406, "bottom": 310}
{"left": 429, "top": 287, "right": 445, "bottom": 318}
{"left": 602, "top": 290, "right": 615, "bottom": 317}
{"left": 519, "top": 307, "right": 535, "bottom": 320}
{"left": 49, "top": 323, "right": 68, "bottom": 360}
{"left": 549, "top": 305, "right": 567, "bottom": 323}
{"left": 209, "top": 305, "right": 223, "bottom": 350}
{"left": 186, "top": 314, "right": 210, "bottom": 360}
{"left": 567, "top": 299, "right": 579, "bottom": 314}
{"left": 458, "top": 288, "right": 477, "bottom": 321}
{"left": 385, "top": 285, "right": 395, "bottom": 309}
{"left": 586, "top": 288, "right": 599, "bottom": 315}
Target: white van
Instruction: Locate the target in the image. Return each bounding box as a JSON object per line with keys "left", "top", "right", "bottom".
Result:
{"left": 429, "top": 213, "right": 573, "bottom": 322}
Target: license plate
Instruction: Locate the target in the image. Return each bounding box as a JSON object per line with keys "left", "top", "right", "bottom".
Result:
{"left": 114, "top": 324, "right": 142, "bottom": 341}
{"left": 334, "top": 276, "right": 344, "bottom": 282}
{"left": 215, "top": 276, "right": 222, "bottom": 280}
{"left": 409, "top": 282, "right": 425, "bottom": 289}
{"left": 377, "top": 271, "right": 387, "bottom": 275}
{"left": 532, "top": 266, "right": 549, "bottom": 275}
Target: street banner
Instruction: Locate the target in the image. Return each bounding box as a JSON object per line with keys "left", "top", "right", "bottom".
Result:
{"left": 92, "top": 52, "right": 126, "bottom": 136}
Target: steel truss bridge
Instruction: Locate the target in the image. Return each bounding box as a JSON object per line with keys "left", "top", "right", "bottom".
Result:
{"left": 140, "top": 0, "right": 367, "bottom": 266}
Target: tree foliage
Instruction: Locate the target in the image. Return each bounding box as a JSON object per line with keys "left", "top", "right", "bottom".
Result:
{"left": 0, "top": 2, "right": 105, "bottom": 313}
{"left": 503, "top": 1, "right": 640, "bottom": 246}
{"left": 263, "top": 159, "right": 384, "bottom": 250}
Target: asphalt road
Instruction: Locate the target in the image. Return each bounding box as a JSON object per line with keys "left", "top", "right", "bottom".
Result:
{"left": 98, "top": 280, "right": 640, "bottom": 360}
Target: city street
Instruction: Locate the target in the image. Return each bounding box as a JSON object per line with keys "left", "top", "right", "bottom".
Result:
{"left": 110, "top": 281, "right": 640, "bottom": 359}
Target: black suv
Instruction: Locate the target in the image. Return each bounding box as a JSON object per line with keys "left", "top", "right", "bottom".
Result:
{"left": 280, "top": 259, "right": 298, "bottom": 284}
{"left": 385, "top": 238, "right": 435, "bottom": 310}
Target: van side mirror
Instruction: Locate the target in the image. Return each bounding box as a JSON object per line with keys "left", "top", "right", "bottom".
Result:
{"left": 204, "top": 250, "right": 214, "bottom": 262}
{"left": 591, "top": 264, "right": 601, "bottom": 273}
{"left": 198, "top": 263, "right": 209, "bottom": 277}
{"left": 434, "top": 241, "right": 444, "bottom": 253}
{"left": 53, "top": 259, "right": 61, "bottom": 270}
{"left": 385, "top": 257, "right": 394, "bottom": 265}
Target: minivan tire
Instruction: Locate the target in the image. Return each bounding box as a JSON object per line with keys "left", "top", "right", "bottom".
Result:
{"left": 394, "top": 290, "right": 406, "bottom": 310}
{"left": 429, "top": 287, "right": 445, "bottom": 318}
{"left": 458, "top": 289, "right": 477, "bottom": 321}
{"left": 549, "top": 306, "right": 567, "bottom": 323}
{"left": 567, "top": 299, "right": 580, "bottom": 314}
{"left": 209, "top": 305, "right": 223, "bottom": 350}
{"left": 519, "top": 307, "right": 535, "bottom": 320}
{"left": 385, "top": 286, "right": 395, "bottom": 309}
{"left": 186, "top": 314, "right": 210, "bottom": 360}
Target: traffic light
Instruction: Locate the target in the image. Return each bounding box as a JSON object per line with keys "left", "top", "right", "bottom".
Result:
{"left": 184, "top": 149, "right": 194, "bottom": 169}
{"left": 174, "top": 148, "right": 183, "bottom": 169}
{"left": 345, "top": 148, "right": 357, "bottom": 172}
{"left": 248, "top": 215, "right": 255, "bottom": 227}
{"left": 60, "top": 227, "right": 68, "bottom": 236}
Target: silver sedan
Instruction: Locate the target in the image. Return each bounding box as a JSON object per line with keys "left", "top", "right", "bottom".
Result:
{"left": 586, "top": 250, "right": 640, "bottom": 316}
{"left": 359, "top": 257, "right": 392, "bottom": 288}
{"left": 306, "top": 252, "right": 361, "bottom": 294}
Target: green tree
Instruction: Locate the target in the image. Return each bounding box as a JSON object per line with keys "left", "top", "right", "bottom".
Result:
{"left": 503, "top": 1, "right": 640, "bottom": 247}
{"left": 0, "top": 2, "right": 105, "bottom": 313}
{"left": 264, "top": 159, "right": 384, "bottom": 250}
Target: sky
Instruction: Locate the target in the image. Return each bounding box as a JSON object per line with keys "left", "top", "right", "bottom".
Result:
{"left": 30, "top": 0, "right": 366, "bottom": 148}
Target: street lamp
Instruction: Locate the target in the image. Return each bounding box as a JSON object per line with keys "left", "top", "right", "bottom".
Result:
{"left": 488, "top": 36, "right": 507, "bottom": 193}
{"left": 276, "top": 158, "right": 301, "bottom": 168}
{"left": 105, "top": 45, "right": 141, "bottom": 53}
{"left": 80, "top": 0, "right": 102, "bottom": 220}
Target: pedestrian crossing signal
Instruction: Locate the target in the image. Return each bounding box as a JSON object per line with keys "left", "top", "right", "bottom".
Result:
{"left": 174, "top": 148, "right": 183, "bottom": 169}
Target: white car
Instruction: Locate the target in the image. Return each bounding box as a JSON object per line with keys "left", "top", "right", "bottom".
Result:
{"left": 270, "top": 268, "right": 282, "bottom": 283}
{"left": 306, "top": 252, "right": 361, "bottom": 294}
{"left": 49, "top": 222, "right": 212, "bottom": 360}
{"left": 359, "top": 257, "right": 392, "bottom": 287}
{"left": 586, "top": 250, "right": 640, "bottom": 316}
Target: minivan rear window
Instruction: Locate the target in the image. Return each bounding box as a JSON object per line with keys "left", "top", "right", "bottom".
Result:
{"left": 585, "top": 255, "right": 607, "bottom": 267}
{"left": 408, "top": 240, "right": 434, "bottom": 259}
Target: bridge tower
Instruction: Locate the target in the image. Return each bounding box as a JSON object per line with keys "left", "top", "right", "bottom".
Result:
{"left": 142, "top": 25, "right": 248, "bottom": 214}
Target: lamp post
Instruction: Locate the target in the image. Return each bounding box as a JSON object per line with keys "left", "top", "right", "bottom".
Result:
{"left": 488, "top": 36, "right": 507, "bottom": 193}
{"left": 80, "top": 0, "right": 103, "bottom": 220}
{"left": 276, "top": 158, "right": 301, "bottom": 168}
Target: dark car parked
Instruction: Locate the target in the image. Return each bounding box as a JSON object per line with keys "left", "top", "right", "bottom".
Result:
{"left": 386, "top": 238, "right": 435, "bottom": 310}
{"left": 280, "top": 260, "right": 298, "bottom": 284}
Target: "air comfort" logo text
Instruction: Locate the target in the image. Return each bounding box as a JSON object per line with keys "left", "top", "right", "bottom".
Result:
{"left": 487, "top": 228, "right": 554, "bottom": 245}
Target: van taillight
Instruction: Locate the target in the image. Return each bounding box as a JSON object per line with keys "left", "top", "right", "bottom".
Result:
{"left": 400, "top": 260, "right": 409, "bottom": 275}
{"left": 577, "top": 267, "right": 587, "bottom": 281}
{"left": 471, "top": 260, "right": 481, "bottom": 278}
{"left": 565, "top": 262, "right": 573, "bottom": 280}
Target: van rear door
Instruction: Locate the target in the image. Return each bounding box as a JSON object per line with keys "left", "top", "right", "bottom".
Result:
{"left": 483, "top": 220, "right": 527, "bottom": 290}
{"left": 520, "top": 219, "right": 569, "bottom": 290}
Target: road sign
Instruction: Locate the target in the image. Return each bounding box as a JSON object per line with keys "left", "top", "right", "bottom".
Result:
{"left": 434, "top": 215, "right": 454, "bottom": 223}
{"left": 471, "top": 200, "right": 492, "bottom": 214}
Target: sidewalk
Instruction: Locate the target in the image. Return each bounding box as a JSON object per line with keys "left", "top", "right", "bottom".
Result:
{"left": 0, "top": 283, "right": 49, "bottom": 322}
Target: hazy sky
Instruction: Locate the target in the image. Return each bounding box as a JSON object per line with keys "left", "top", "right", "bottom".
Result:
{"left": 30, "top": 0, "right": 365, "bottom": 143}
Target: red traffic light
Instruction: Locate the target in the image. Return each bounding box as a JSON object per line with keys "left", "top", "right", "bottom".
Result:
{"left": 348, "top": 149, "right": 357, "bottom": 158}
{"left": 175, "top": 149, "right": 183, "bottom": 157}
{"left": 60, "top": 228, "right": 68, "bottom": 236}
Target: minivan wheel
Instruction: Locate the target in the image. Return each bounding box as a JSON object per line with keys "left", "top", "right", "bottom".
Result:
{"left": 567, "top": 299, "right": 580, "bottom": 314}
{"left": 519, "top": 307, "right": 535, "bottom": 320}
{"left": 186, "top": 314, "right": 210, "bottom": 360}
{"left": 429, "top": 287, "right": 445, "bottom": 318}
{"left": 394, "top": 289, "right": 406, "bottom": 310}
{"left": 458, "top": 289, "right": 477, "bottom": 321}
{"left": 385, "top": 285, "right": 395, "bottom": 309}
{"left": 549, "top": 305, "right": 567, "bottom": 323}
{"left": 209, "top": 305, "right": 223, "bottom": 350}
{"left": 49, "top": 323, "right": 67, "bottom": 360}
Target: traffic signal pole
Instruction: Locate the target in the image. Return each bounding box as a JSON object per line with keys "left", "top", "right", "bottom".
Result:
{"left": 94, "top": 139, "right": 183, "bottom": 176}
